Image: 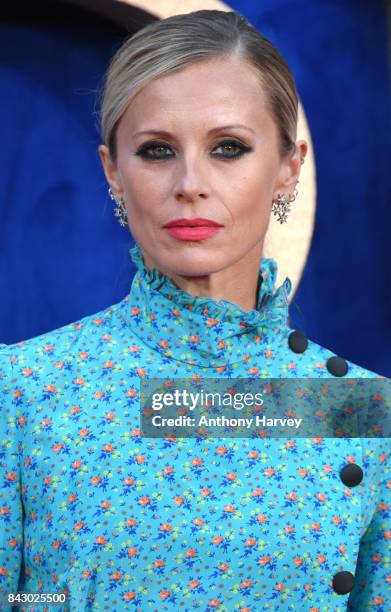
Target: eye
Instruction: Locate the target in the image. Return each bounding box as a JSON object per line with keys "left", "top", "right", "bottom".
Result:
{"left": 212, "top": 140, "right": 250, "bottom": 159}
{"left": 135, "top": 141, "right": 175, "bottom": 160}
{"left": 134, "top": 139, "right": 251, "bottom": 161}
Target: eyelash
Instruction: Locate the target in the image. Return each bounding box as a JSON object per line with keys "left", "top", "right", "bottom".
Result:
{"left": 134, "top": 139, "right": 252, "bottom": 161}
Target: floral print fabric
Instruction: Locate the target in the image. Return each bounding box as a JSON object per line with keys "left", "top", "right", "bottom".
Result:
{"left": 0, "top": 242, "right": 389, "bottom": 611}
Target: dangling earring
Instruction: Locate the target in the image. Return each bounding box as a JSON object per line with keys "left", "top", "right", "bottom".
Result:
{"left": 271, "top": 182, "right": 299, "bottom": 224}
{"left": 108, "top": 187, "right": 128, "bottom": 228}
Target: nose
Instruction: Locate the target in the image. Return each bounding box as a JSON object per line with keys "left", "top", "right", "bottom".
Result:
{"left": 173, "top": 158, "right": 210, "bottom": 202}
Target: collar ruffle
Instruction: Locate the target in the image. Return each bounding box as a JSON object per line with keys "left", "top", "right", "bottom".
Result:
{"left": 121, "top": 242, "right": 292, "bottom": 369}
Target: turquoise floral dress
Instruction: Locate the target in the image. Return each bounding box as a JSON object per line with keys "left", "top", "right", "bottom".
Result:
{"left": 0, "top": 243, "right": 389, "bottom": 611}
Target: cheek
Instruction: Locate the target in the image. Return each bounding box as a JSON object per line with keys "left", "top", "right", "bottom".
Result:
{"left": 229, "top": 173, "right": 274, "bottom": 225}
{"left": 120, "top": 167, "right": 163, "bottom": 213}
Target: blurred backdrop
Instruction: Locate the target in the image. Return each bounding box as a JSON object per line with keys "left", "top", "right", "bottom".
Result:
{"left": 0, "top": 0, "right": 390, "bottom": 376}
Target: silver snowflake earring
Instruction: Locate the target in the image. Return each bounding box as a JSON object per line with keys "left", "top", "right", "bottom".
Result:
{"left": 271, "top": 183, "right": 299, "bottom": 224}
{"left": 108, "top": 187, "right": 128, "bottom": 228}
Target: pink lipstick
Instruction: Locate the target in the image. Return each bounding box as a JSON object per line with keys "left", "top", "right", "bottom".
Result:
{"left": 163, "top": 217, "right": 224, "bottom": 241}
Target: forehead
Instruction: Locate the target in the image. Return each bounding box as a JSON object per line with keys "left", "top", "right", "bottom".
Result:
{"left": 120, "top": 57, "right": 271, "bottom": 132}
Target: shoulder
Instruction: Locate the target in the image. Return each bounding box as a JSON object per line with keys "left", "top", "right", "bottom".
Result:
{"left": 285, "top": 328, "right": 384, "bottom": 379}
{"left": 0, "top": 297, "right": 126, "bottom": 370}
{"left": 286, "top": 330, "right": 390, "bottom": 446}
{"left": 0, "top": 297, "right": 131, "bottom": 416}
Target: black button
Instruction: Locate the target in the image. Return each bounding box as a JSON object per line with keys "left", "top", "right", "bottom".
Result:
{"left": 340, "top": 463, "right": 363, "bottom": 487}
{"left": 288, "top": 330, "right": 308, "bottom": 354}
{"left": 332, "top": 571, "right": 355, "bottom": 594}
{"left": 326, "top": 356, "right": 348, "bottom": 377}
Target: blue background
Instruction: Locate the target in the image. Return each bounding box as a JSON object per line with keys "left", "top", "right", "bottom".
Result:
{"left": 0, "top": 0, "right": 390, "bottom": 376}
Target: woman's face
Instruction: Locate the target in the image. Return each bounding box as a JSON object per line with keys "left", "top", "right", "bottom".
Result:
{"left": 99, "top": 56, "right": 306, "bottom": 278}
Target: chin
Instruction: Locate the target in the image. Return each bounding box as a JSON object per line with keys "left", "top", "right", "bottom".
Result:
{"left": 163, "top": 253, "right": 228, "bottom": 277}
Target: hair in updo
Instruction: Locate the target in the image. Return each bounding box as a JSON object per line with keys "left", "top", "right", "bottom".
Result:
{"left": 99, "top": 9, "right": 298, "bottom": 163}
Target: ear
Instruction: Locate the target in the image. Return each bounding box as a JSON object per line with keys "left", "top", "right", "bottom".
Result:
{"left": 273, "top": 139, "right": 308, "bottom": 198}
{"left": 98, "top": 144, "right": 124, "bottom": 199}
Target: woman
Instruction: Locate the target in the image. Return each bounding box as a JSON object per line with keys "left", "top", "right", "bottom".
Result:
{"left": 0, "top": 9, "right": 389, "bottom": 611}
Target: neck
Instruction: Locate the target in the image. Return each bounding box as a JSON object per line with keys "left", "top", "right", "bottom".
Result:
{"left": 141, "top": 241, "right": 264, "bottom": 312}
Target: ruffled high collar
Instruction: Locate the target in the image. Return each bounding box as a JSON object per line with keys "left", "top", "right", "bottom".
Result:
{"left": 120, "top": 242, "right": 292, "bottom": 369}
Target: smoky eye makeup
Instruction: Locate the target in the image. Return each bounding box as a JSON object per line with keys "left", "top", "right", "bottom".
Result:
{"left": 134, "top": 139, "right": 253, "bottom": 161}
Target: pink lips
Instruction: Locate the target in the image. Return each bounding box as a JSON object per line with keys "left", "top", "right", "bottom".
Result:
{"left": 163, "top": 217, "right": 224, "bottom": 241}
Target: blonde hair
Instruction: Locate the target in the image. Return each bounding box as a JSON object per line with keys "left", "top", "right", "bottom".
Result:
{"left": 99, "top": 9, "right": 298, "bottom": 163}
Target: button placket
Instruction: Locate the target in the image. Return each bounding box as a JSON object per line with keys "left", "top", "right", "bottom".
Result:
{"left": 326, "top": 355, "right": 349, "bottom": 376}
{"left": 288, "top": 330, "right": 308, "bottom": 354}
{"left": 332, "top": 570, "right": 355, "bottom": 595}
{"left": 340, "top": 463, "right": 364, "bottom": 487}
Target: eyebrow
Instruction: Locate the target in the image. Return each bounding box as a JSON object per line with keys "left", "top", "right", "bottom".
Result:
{"left": 133, "top": 124, "right": 254, "bottom": 138}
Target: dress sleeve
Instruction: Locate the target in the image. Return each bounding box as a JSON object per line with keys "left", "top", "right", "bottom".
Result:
{"left": 347, "top": 441, "right": 391, "bottom": 609}
{"left": 0, "top": 348, "right": 24, "bottom": 609}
